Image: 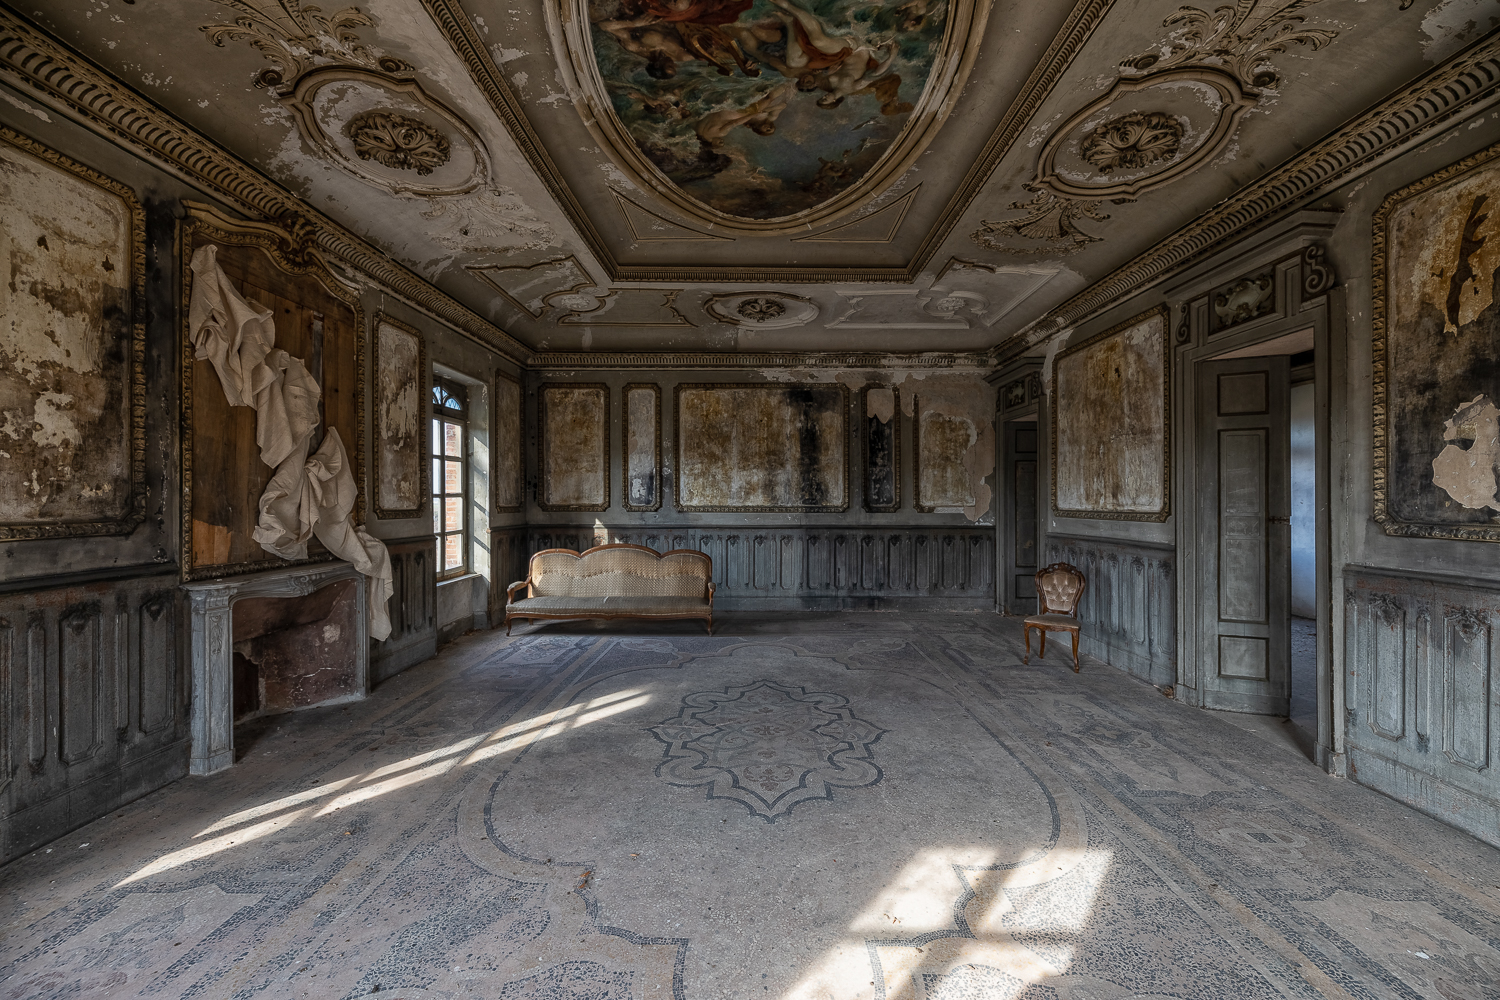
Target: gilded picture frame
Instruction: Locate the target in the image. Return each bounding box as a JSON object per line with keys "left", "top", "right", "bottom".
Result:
{"left": 537, "top": 382, "right": 610, "bottom": 512}
{"left": 371, "top": 313, "right": 427, "bottom": 520}
{"left": 622, "top": 382, "right": 662, "bottom": 513}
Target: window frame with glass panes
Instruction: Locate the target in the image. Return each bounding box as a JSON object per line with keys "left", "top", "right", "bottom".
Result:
{"left": 432, "top": 377, "right": 469, "bottom": 579}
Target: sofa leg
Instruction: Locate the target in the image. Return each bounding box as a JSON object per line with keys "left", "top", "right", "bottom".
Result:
{"left": 705, "top": 616, "right": 713, "bottom": 636}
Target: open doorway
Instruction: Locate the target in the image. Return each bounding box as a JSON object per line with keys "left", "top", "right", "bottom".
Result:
{"left": 1190, "top": 331, "right": 1320, "bottom": 760}
{"left": 1288, "top": 351, "right": 1317, "bottom": 745}
{"left": 1001, "top": 417, "right": 1039, "bottom": 615}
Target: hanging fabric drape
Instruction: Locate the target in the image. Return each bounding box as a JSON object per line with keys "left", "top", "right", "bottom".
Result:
{"left": 188, "top": 244, "right": 394, "bottom": 640}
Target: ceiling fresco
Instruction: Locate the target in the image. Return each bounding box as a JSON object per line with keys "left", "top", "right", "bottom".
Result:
{"left": 9, "top": 0, "right": 1498, "bottom": 356}
{"left": 559, "top": 0, "right": 984, "bottom": 231}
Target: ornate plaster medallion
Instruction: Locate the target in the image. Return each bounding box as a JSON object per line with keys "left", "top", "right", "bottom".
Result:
{"left": 344, "top": 110, "right": 451, "bottom": 175}
{"left": 1081, "top": 111, "right": 1183, "bottom": 174}
{"left": 736, "top": 297, "right": 787, "bottom": 323}
{"left": 704, "top": 291, "right": 819, "bottom": 329}
{"left": 279, "top": 67, "right": 489, "bottom": 196}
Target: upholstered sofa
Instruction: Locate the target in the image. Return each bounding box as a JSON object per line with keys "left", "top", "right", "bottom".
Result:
{"left": 505, "top": 544, "right": 715, "bottom": 634}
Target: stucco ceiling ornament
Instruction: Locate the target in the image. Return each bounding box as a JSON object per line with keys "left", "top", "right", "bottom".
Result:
{"left": 971, "top": 188, "right": 1109, "bottom": 256}
{"left": 976, "top": 0, "right": 1340, "bottom": 256}
{"left": 736, "top": 298, "right": 787, "bottom": 323}
{"left": 704, "top": 292, "right": 819, "bottom": 329}
{"left": 279, "top": 67, "right": 491, "bottom": 196}
{"left": 1081, "top": 112, "right": 1183, "bottom": 174}
{"left": 199, "top": 0, "right": 408, "bottom": 91}
{"left": 344, "top": 111, "right": 450, "bottom": 175}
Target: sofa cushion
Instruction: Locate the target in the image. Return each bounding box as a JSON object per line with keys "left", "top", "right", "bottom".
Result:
{"left": 529, "top": 547, "right": 709, "bottom": 599}
{"left": 507, "top": 595, "right": 710, "bottom": 616}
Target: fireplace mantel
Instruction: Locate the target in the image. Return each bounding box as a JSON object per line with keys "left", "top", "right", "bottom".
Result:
{"left": 183, "top": 562, "right": 369, "bottom": 775}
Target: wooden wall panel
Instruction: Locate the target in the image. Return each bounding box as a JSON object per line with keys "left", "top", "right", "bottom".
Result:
{"left": 0, "top": 575, "right": 186, "bottom": 864}
{"left": 1345, "top": 571, "right": 1500, "bottom": 847}
{"left": 525, "top": 525, "right": 993, "bottom": 607}
{"left": 1044, "top": 534, "right": 1176, "bottom": 687}
{"left": 182, "top": 219, "right": 363, "bottom": 578}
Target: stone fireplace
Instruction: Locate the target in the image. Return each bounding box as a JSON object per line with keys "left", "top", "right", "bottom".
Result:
{"left": 183, "top": 563, "right": 369, "bottom": 775}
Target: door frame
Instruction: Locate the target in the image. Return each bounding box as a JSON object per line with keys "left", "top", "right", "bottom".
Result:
{"left": 1171, "top": 244, "right": 1339, "bottom": 768}
{"left": 993, "top": 364, "right": 1043, "bottom": 615}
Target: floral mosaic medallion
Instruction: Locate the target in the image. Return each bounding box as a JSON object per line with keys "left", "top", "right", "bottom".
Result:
{"left": 649, "top": 679, "right": 885, "bottom": 821}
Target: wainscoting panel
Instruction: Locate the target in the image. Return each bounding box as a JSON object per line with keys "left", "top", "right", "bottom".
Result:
{"left": 0, "top": 570, "right": 187, "bottom": 864}
{"left": 1345, "top": 570, "right": 1500, "bottom": 847}
{"left": 371, "top": 537, "right": 438, "bottom": 684}
{"left": 1043, "top": 534, "right": 1175, "bottom": 685}
{"left": 525, "top": 526, "right": 994, "bottom": 608}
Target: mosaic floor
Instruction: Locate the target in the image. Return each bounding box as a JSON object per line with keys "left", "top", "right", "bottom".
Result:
{"left": 3, "top": 612, "right": 1499, "bottom": 1000}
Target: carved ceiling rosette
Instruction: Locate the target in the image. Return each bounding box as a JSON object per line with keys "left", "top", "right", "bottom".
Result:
{"left": 704, "top": 291, "right": 819, "bottom": 329}
{"left": 279, "top": 68, "right": 490, "bottom": 196}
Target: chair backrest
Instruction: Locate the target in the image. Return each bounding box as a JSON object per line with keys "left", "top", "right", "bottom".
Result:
{"left": 1035, "top": 562, "right": 1086, "bottom": 616}
{"left": 528, "top": 543, "right": 711, "bottom": 598}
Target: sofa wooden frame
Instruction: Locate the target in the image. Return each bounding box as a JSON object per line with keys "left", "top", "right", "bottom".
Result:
{"left": 505, "top": 543, "right": 716, "bottom": 634}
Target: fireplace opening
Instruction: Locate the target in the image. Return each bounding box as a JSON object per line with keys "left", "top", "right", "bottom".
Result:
{"left": 229, "top": 578, "right": 361, "bottom": 722}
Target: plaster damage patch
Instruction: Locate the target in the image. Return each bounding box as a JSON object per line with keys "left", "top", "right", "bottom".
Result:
{"left": 1432, "top": 393, "right": 1500, "bottom": 512}
{"left": 1421, "top": 0, "right": 1500, "bottom": 63}
{"left": 0, "top": 140, "right": 133, "bottom": 524}
{"left": 903, "top": 375, "right": 997, "bottom": 521}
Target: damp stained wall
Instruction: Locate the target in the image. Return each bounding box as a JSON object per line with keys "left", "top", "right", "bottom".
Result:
{"left": 375, "top": 319, "right": 423, "bottom": 513}
{"left": 0, "top": 137, "right": 134, "bottom": 526}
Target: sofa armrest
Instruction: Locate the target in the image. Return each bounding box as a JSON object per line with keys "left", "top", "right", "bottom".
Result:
{"left": 506, "top": 579, "right": 529, "bottom": 602}
{"left": 707, "top": 581, "right": 716, "bottom": 602}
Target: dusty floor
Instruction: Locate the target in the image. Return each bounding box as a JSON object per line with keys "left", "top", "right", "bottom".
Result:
{"left": 2, "top": 612, "right": 1499, "bottom": 1000}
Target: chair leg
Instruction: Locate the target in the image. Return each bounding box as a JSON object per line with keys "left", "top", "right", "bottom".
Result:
{"left": 1039, "top": 630, "right": 1047, "bottom": 659}
{"left": 506, "top": 617, "right": 512, "bottom": 636}
{"left": 1023, "top": 625, "right": 1031, "bottom": 664}
{"left": 1071, "top": 631, "right": 1080, "bottom": 673}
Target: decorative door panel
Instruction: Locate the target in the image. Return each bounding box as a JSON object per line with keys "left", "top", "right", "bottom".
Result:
{"left": 1197, "top": 356, "right": 1290, "bottom": 715}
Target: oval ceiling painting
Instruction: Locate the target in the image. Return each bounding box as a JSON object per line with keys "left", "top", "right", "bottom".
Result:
{"left": 560, "top": 0, "right": 987, "bottom": 234}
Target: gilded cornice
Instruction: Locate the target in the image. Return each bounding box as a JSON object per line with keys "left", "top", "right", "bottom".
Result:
{"left": 0, "top": 4, "right": 530, "bottom": 363}
{"left": 526, "top": 352, "right": 993, "bottom": 370}
{"left": 421, "top": 0, "right": 1115, "bottom": 283}
{"left": 993, "top": 31, "right": 1500, "bottom": 365}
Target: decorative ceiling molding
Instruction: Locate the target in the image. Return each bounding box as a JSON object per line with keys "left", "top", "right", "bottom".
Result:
{"left": 0, "top": 8, "right": 530, "bottom": 363}
{"left": 992, "top": 33, "right": 1500, "bottom": 364}
{"left": 704, "top": 292, "right": 820, "bottom": 330}
{"left": 524, "top": 351, "right": 993, "bottom": 370}
{"left": 792, "top": 187, "right": 920, "bottom": 244}
{"left": 557, "top": 289, "right": 696, "bottom": 327}
{"left": 976, "top": 0, "right": 1339, "bottom": 254}
{"left": 279, "top": 66, "right": 491, "bottom": 196}
{"left": 422, "top": 0, "right": 1116, "bottom": 281}
{"left": 468, "top": 256, "right": 598, "bottom": 319}
{"left": 1031, "top": 67, "right": 1254, "bottom": 201}
{"left": 612, "top": 191, "right": 732, "bottom": 242}
{"left": 199, "top": 0, "right": 410, "bottom": 90}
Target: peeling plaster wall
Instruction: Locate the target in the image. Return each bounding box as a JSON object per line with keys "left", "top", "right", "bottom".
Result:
{"left": 525, "top": 369, "right": 997, "bottom": 609}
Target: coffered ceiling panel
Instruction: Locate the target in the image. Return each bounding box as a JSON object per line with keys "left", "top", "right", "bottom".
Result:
{"left": 14, "top": 0, "right": 1496, "bottom": 354}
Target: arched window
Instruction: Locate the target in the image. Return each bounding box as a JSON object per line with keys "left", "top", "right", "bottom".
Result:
{"left": 432, "top": 377, "right": 468, "bottom": 578}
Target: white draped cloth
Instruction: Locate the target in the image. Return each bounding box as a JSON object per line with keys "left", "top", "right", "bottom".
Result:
{"left": 189, "top": 244, "right": 393, "bottom": 640}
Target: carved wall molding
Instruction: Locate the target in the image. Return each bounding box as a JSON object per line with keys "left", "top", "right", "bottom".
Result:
{"left": 993, "top": 34, "right": 1500, "bottom": 363}
{"left": 0, "top": 11, "right": 529, "bottom": 363}
{"left": 468, "top": 256, "right": 599, "bottom": 320}
{"left": 972, "top": 188, "right": 1109, "bottom": 255}
{"left": 0, "top": 126, "right": 147, "bottom": 541}
{"left": 1212, "top": 270, "right": 1275, "bottom": 328}
{"left": 792, "top": 188, "right": 921, "bottom": 244}
{"left": 612, "top": 191, "right": 731, "bottom": 243}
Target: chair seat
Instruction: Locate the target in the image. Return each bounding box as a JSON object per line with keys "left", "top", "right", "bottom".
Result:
{"left": 1024, "top": 613, "right": 1081, "bottom": 629}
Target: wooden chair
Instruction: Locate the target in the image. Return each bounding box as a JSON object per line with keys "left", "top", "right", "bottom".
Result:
{"left": 1023, "top": 562, "right": 1087, "bottom": 672}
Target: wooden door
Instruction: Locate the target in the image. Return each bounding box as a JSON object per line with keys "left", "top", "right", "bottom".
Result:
{"left": 1004, "top": 421, "right": 1039, "bottom": 614}
{"left": 1196, "top": 357, "right": 1291, "bottom": 715}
